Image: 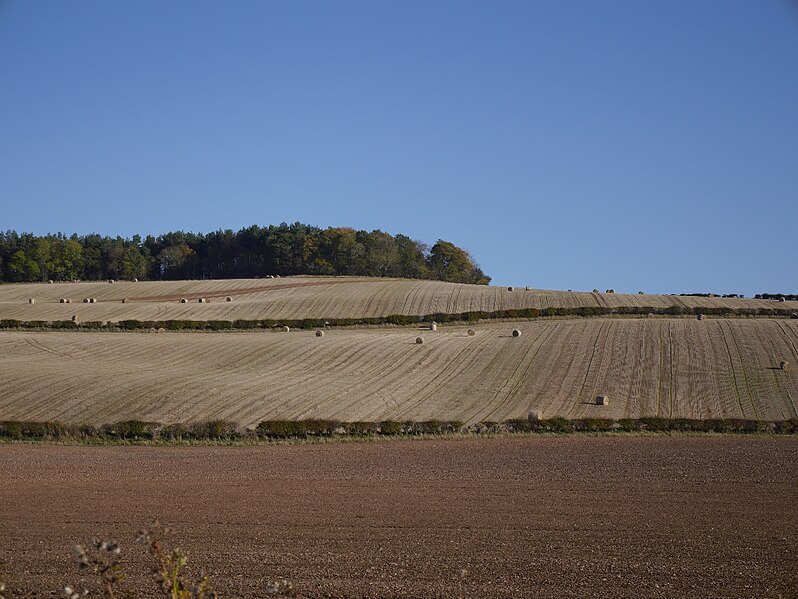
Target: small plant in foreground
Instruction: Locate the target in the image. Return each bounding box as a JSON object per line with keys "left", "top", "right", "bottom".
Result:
{"left": 136, "top": 522, "right": 216, "bottom": 598}
{"left": 64, "top": 539, "right": 124, "bottom": 598}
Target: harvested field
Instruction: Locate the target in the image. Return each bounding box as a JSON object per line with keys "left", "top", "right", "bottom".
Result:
{"left": 0, "top": 277, "right": 794, "bottom": 323}
{"left": 1, "top": 438, "right": 796, "bottom": 597}
{"left": 1, "top": 319, "right": 796, "bottom": 426}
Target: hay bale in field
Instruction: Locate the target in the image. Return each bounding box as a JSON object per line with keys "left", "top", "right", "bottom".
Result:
{"left": 121, "top": 298, "right": 128, "bottom": 304}
{"left": 197, "top": 298, "right": 205, "bottom": 303}
{"left": 512, "top": 329, "right": 521, "bottom": 337}
{"left": 430, "top": 322, "right": 437, "bottom": 331}
{"left": 592, "top": 289, "right": 599, "bottom": 293}
{"left": 28, "top": 298, "right": 35, "bottom": 304}
{"left": 778, "top": 297, "right": 786, "bottom": 302}
{"left": 315, "top": 330, "right": 324, "bottom": 337}
{"left": 83, "top": 298, "right": 90, "bottom": 303}
{"left": 638, "top": 291, "right": 644, "bottom": 294}
{"left": 282, "top": 325, "right": 290, "bottom": 333}
{"left": 416, "top": 336, "right": 424, "bottom": 344}
{"left": 596, "top": 395, "right": 609, "bottom": 406}
{"left": 467, "top": 328, "right": 476, "bottom": 336}
{"left": 108, "top": 279, "right": 114, "bottom": 284}
{"left": 48, "top": 280, "right": 54, "bottom": 284}
{"left": 132, "top": 278, "right": 138, "bottom": 282}
{"left": 226, "top": 296, "right": 233, "bottom": 302}
{"left": 606, "top": 289, "right": 615, "bottom": 294}
{"left": 525, "top": 286, "right": 531, "bottom": 291}
{"left": 781, "top": 361, "right": 790, "bottom": 371}
{"left": 71, "top": 314, "right": 80, "bottom": 323}
{"left": 158, "top": 327, "right": 166, "bottom": 333}
{"left": 528, "top": 410, "right": 543, "bottom": 421}
{"left": 790, "top": 313, "right": 798, "bottom": 319}
{"left": 90, "top": 298, "right": 97, "bottom": 304}
{"left": 179, "top": 298, "right": 188, "bottom": 304}
{"left": 507, "top": 286, "right": 514, "bottom": 291}
{"left": 59, "top": 298, "right": 67, "bottom": 304}
{"left": 697, "top": 313, "right": 703, "bottom": 321}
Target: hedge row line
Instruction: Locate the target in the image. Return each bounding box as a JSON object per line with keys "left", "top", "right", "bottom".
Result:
{"left": 1, "top": 304, "right": 796, "bottom": 332}
{"left": 2, "top": 417, "right": 797, "bottom": 441}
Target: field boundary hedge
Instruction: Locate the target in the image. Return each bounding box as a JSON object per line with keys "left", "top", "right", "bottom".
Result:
{"left": 1, "top": 417, "right": 797, "bottom": 442}
{"left": 0, "top": 304, "right": 796, "bottom": 332}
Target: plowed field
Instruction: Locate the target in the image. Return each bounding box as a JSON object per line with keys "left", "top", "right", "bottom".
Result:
{"left": 1, "top": 318, "right": 796, "bottom": 426}
{"left": 0, "top": 277, "right": 793, "bottom": 323}
{"left": 1, "top": 438, "right": 796, "bottom": 598}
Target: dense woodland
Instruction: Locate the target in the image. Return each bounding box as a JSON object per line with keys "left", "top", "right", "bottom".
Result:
{"left": 0, "top": 224, "right": 490, "bottom": 284}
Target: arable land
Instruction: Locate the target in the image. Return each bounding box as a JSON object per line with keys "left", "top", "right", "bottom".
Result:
{"left": 1, "top": 437, "right": 797, "bottom": 598}
{"left": 1, "top": 277, "right": 796, "bottom": 323}
{"left": 1, "top": 318, "right": 796, "bottom": 425}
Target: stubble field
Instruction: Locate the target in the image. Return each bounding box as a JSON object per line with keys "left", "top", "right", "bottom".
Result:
{"left": 0, "top": 277, "right": 794, "bottom": 323}
{"left": 0, "top": 318, "right": 796, "bottom": 426}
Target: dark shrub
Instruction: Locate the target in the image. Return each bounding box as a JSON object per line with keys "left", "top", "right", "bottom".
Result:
{"left": 544, "top": 417, "right": 573, "bottom": 433}
{"left": 378, "top": 420, "right": 403, "bottom": 435}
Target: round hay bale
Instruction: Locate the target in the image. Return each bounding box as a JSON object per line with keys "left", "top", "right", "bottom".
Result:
{"left": 430, "top": 322, "right": 437, "bottom": 331}
{"left": 512, "top": 329, "right": 521, "bottom": 337}
{"left": 48, "top": 280, "right": 54, "bottom": 284}
{"left": 525, "top": 286, "right": 531, "bottom": 291}
{"left": 71, "top": 314, "right": 80, "bottom": 323}
{"left": 606, "top": 289, "right": 615, "bottom": 294}
{"left": 638, "top": 291, "right": 644, "bottom": 294}
{"left": 59, "top": 298, "right": 66, "bottom": 304}
{"left": 778, "top": 297, "right": 786, "bottom": 302}
{"left": 132, "top": 278, "right": 138, "bottom": 282}
{"left": 467, "top": 329, "right": 476, "bottom": 336}
{"left": 197, "top": 298, "right": 205, "bottom": 303}
{"left": 108, "top": 279, "right": 114, "bottom": 284}
{"left": 282, "top": 325, "right": 290, "bottom": 333}
{"left": 315, "top": 330, "right": 325, "bottom": 337}
{"left": 528, "top": 410, "right": 543, "bottom": 421}
{"left": 28, "top": 298, "right": 35, "bottom": 304}
{"left": 179, "top": 298, "right": 188, "bottom": 304}
{"left": 90, "top": 298, "right": 97, "bottom": 304}
{"left": 226, "top": 296, "right": 233, "bottom": 302}
{"left": 790, "top": 313, "right": 798, "bottom": 319}
{"left": 121, "top": 298, "right": 128, "bottom": 304}
{"left": 158, "top": 327, "right": 166, "bottom": 333}
{"left": 83, "top": 298, "right": 90, "bottom": 303}
{"left": 596, "top": 395, "right": 609, "bottom": 406}
{"left": 507, "top": 286, "right": 514, "bottom": 292}
{"left": 592, "top": 289, "right": 599, "bottom": 293}
{"left": 781, "top": 361, "right": 790, "bottom": 371}
{"left": 697, "top": 313, "right": 703, "bottom": 321}
{"left": 416, "top": 336, "right": 424, "bottom": 344}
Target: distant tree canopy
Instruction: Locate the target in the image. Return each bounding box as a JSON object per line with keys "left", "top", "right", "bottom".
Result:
{"left": 0, "top": 224, "right": 490, "bottom": 285}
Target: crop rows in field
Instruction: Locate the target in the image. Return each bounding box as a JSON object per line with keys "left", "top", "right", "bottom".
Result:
{"left": 1, "top": 318, "right": 796, "bottom": 426}
{"left": 0, "top": 277, "right": 794, "bottom": 323}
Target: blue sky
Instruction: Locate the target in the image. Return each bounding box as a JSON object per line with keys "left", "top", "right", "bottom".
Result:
{"left": 1, "top": 1, "right": 796, "bottom": 295}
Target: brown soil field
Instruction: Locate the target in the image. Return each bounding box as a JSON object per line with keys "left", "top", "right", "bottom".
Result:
{"left": 0, "top": 277, "right": 794, "bottom": 322}
{"left": 1, "top": 319, "right": 796, "bottom": 426}
{"left": 1, "top": 438, "right": 796, "bottom": 598}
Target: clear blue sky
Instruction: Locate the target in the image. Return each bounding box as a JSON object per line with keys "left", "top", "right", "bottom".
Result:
{"left": 1, "top": 1, "right": 796, "bottom": 295}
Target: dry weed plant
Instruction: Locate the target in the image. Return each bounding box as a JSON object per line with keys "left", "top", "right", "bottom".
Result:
{"left": 27, "top": 521, "right": 296, "bottom": 598}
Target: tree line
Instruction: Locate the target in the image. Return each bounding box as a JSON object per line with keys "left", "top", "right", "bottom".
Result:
{"left": 0, "top": 224, "right": 490, "bottom": 284}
